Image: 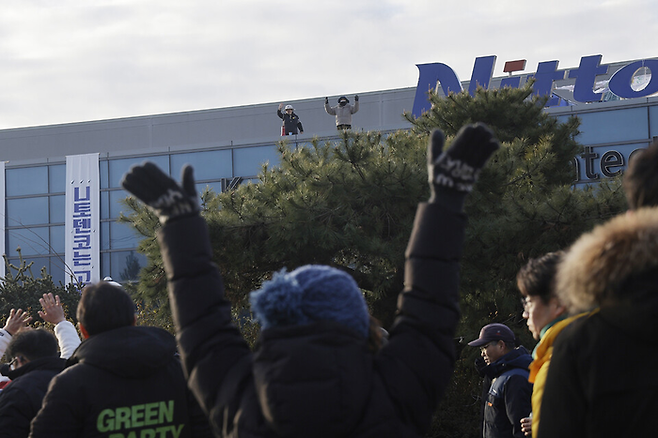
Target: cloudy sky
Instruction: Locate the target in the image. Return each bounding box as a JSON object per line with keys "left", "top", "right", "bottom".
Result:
{"left": 0, "top": 0, "right": 655, "bottom": 129}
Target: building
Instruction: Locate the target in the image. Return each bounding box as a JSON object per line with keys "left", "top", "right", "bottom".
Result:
{"left": 0, "top": 54, "right": 656, "bottom": 285}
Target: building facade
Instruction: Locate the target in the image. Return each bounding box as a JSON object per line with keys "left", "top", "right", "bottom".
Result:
{"left": 1, "top": 55, "right": 656, "bottom": 285}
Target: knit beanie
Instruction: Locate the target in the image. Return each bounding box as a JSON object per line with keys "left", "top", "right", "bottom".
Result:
{"left": 249, "top": 265, "right": 370, "bottom": 338}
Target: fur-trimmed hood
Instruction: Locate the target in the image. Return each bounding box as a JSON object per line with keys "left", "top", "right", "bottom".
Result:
{"left": 557, "top": 207, "right": 658, "bottom": 314}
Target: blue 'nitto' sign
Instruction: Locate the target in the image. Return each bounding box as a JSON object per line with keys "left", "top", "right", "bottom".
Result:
{"left": 412, "top": 55, "right": 658, "bottom": 116}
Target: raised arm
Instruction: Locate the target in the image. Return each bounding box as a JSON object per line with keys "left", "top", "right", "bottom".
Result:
{"left": 381, "top": 124, "right": 499, "bottom": 432}
{"left": 121, "top": 163, "right": 252, "bottom": 436}
{"left": 0, "top": 309, "right": 32, "bottom": 358}
{"left": 38, "top": 293, "right": 81, "bottom": 358}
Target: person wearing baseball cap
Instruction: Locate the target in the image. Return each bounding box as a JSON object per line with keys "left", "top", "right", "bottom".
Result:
{"left": 469, "top": 323, "right": 532, "bottom": 438}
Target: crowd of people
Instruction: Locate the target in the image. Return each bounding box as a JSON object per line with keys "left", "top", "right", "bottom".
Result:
{"left": 0, "top": 126, "right": 656, "bottom": 437}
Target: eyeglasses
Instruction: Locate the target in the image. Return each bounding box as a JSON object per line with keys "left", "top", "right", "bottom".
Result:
{"left": 479, "top": 341, "right": 498, "bottom": 353}
{"left": 9, "top": 356, "right": 23, "bottom": 371}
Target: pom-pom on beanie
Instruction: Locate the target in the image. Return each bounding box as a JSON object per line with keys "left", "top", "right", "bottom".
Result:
{"left": 249, "top": 265, "right": 370, "bottom": 338}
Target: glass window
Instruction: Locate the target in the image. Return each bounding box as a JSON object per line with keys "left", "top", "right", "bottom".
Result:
{"left": 109, "top": 189, "right": 132, "bottom": 219}
{"left": 101, "top": 252, "right": 110, "bottom": 280}
{"left": 101, "top": 221, "right": 110, "bottom": 250}
{"left": 109, "top": 221, "right": 142, "bottom": 250}
{"left": 100, "top": 160, "right": 109, "bottom": 189}
{"left": 233, "top": 145, "right": 280, "bottom": 177}
{"left": 171, "top": 150, "right": 233, "bottom": 181}
{"left": 649, "top": 106, "right": 658, "bottom": 138}
{"left": 50, "top": 195, "right": 65, "bottom": 224}
{"left": 576, "top": 107, "right": 649, "bottom": 144}
{"left": 6, "top": 167, "right": 48, "bottom": 196}
{"left": 7, "top": 197, "right": 49, "bottom": 226}
{"left": 7, "top": 227, "right": 50, "bottom": 256}
{"left": 108, "top": 156, "right": 169, "bottom": 188}
{"left": 109, "top": 250, "right": 147, "bottom": 283}
{"left": 48, "top": 257, "right": 66, "bottom": 285}
{"left": 101, "top": 190, "right": 110, "bottom": 220}
{"left": 49, "top": 165, "right": 66, "bottom": 193}
{"left": 50, "top": 225, "right": 65, "bottom": 254}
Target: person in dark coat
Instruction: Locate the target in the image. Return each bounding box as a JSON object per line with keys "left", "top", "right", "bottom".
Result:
{"left": 537, "top": 139, "right": 658, "bottom": 438}
{"left": 0, "top": 329, "right": 65, "bottom": 438}
{"left": 29, "top": 282, "right": 211, "bottom": 438}
{"left": 277, "top": 103, "right": 304, "bottom": 135}
{"left": 469, "top": 323, "right": 532, "bottom": 438}
{"left": 121, "top": 123, "right": 499, "bottom": 437}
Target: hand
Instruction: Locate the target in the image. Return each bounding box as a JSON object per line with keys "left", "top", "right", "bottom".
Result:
{"left": 429, "top": 123, "right": 499, "bottom": 194}
{"left": 38, "top": 293, "right": 66, "bottom": 325}
{"left": 278, "top": 103, "right": 283, "bottom": 110}
{"left": 521, "top": 416, "right": 532, "bottom": 436}
{"left": 354, "top": 95, "right": 359, "bottom": 101}
{"left": 3, "top": 309, "right": 32, "bottom": 335}
{"left": 325, "top": 97, "right": 329, "bottom": 104}
{"left": 121, "top": 162, "right": 199, "bottom": 224}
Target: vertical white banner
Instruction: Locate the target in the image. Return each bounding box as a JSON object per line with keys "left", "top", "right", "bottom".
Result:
{"left": 0, "top": 162, "right": 5, "bottom": 280}
{"left": 65, "top": 154, "right": 100, "bottom": 286}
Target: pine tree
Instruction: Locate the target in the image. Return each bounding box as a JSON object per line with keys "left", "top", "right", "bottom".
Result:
{"left": 408, "top": 84, "right": 626, "bottom": 436}
{"left": 121, "top": 84, "right": 626, "bottom": 437}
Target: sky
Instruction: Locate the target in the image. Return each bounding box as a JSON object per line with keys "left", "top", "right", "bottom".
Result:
{"left": 0, "top": 0, "right": 656, "bottom": 130}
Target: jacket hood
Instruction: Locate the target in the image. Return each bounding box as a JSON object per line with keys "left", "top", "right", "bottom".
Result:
{"left": 556, "top": 207, "right": 658, "bottom": 314}
{"left": 253, "top": 321, "right": 372, "bottom": 438}
{"left": 68, "top": 325, "right": 177, "bottom": 379}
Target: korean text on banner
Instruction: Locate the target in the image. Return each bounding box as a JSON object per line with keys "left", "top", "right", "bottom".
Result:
{"left": 65, "top": 154, "right": 100, "bottom": 287}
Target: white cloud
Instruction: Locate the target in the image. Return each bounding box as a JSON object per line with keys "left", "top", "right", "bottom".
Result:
{"left": 0, "top": 0, "right": 655, "bottom": 128}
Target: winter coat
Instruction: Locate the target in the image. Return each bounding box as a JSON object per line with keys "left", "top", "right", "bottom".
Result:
{"left": 0, "top": 356, "right": 66, "bottom": 438}
{"left": 324, "top": 100, "right": 359, "bottom": 126}
{"left": 157, "top": 196, "right": 467, "bottom": 437}
{"left": 479, "top": 347, "right": 532, "bottom": 438}
{"left": 277, "top": 109, "right": 304, "bottom": 135}
{"left": 538, "top": 207, "right": 658, "bottom": 438}
{"left": 29, "top": 326, "right": 211, "bottom": 438}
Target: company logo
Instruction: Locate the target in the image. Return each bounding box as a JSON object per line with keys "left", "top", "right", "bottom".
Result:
{"left": 412, "top": 55, "right": 658, "bottom": 117}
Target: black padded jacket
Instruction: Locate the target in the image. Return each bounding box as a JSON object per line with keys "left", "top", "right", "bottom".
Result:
{"left": 29, "top": 326, "right": 211, "bottom": 438}
{"left": 158, "top": 196, "right": 466, "bottom": 437}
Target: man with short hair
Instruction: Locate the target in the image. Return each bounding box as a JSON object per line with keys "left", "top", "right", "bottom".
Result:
{"left": 0, "top": 329, "right": 65, "bottom": 437}
{"left": 30, "top": 281, "right": 211, "bottom": 438}
{"left": 469, "top": 323, "right": 532, "bottom": 438}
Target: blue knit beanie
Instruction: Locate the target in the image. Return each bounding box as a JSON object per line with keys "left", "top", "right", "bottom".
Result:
{"left": 249, "top": 265, "right": 370, "bottom": 338}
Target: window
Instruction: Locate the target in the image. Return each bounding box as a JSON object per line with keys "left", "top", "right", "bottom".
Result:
{"left": 234, "top": 145, "right": 279, "bottom": 177}
{"left": 108, "top": 156, "right": 169, "bottom": 188}
{"left": 7, "top": 197, "right": 49, "bottom": 226}
{"left": 6, "top": 167, "right": 48, "bottom": 196}
{"left": 7, "top": 227, "right": 50, "bottom": 256}
{"left": 171, "top": 150, "right": 233, "bottom": 181}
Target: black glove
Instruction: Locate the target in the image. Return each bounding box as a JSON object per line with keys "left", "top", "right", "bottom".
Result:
{"left": 325, "top": 97, "right": 329, "bottom": 104}
{"left": 429, "top": 123, "right": 499, "bottom": 195}
{"left": 354, "top": 95, "right": 359, "bottom": 102}
{"left": 121, "top": 162, "right": 199, "bottom": 224}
